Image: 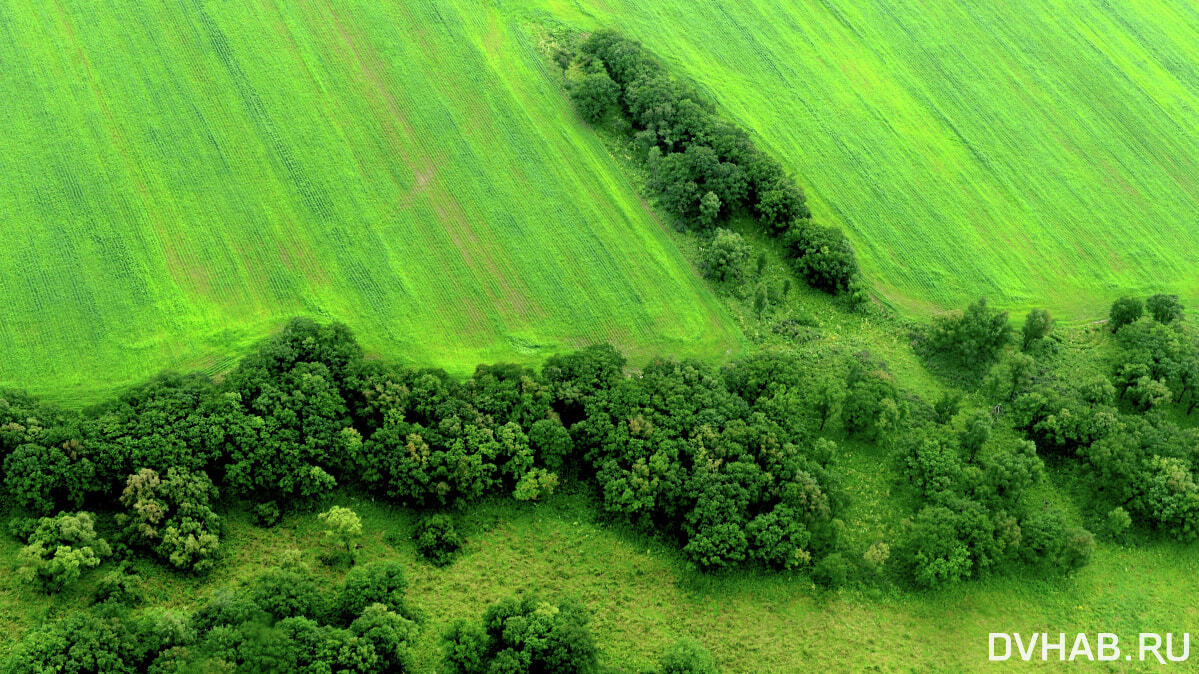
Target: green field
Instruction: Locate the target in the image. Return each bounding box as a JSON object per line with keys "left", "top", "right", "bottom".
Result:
{"left": 521, "top": 0, "right": 1199, "bottom": 319}
{"left": 0, "top": 0, "right": 741, "bottom": 405}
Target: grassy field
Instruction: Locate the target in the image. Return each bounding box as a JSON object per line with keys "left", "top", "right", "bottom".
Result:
{"left": 5, "top": 491, "right": 1197, "bottom": 672}
{"left": 519, "top": 0, "right": 1199, "bottom": 320}
{"left": 0, "top": 0, "right": 741, "bottom": 405}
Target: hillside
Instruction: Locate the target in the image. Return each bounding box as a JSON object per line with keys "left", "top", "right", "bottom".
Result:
{"left": 0, "top": 0, "right": 740, "bottom": 404}
{"left": 525, "top": 0, "right": 1199, "bottom": 319}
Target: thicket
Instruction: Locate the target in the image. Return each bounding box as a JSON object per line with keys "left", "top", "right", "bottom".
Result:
{"left": 442, "top": 595, "right": 598, "bottom": 673}
{"left": 564, "top": 30, "right": 861, "bottom": 297}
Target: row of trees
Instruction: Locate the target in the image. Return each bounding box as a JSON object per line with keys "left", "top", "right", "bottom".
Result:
{"left": 566, "top": 30, "right": 861, "bottom": 296}
{"left": 0, "top": 319, "right": 844, "bottom": 578}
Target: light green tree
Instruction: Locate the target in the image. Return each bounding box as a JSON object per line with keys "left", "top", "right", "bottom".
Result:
{"left": 318, "top": 506, "right": 363, "bottom": 565}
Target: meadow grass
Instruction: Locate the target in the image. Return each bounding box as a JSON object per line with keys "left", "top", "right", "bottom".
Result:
{"left": 517, "top": 0, "right": 1199, "bottom": 322}
{"left": 0, "top": 0, "right": 741, "bottom": 405}
{"left": 5, "top": 490, "right": 1196, "bottom": 672}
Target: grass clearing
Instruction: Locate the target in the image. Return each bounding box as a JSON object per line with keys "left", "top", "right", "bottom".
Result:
{"left": 6, "top": 490, "right": 1197, "bottom": 672}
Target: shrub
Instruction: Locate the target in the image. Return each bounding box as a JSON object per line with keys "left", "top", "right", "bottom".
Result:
{"left": 1105, "top": 506, "right": 1132, "bottom": 542}
{"left": 245, "top": 562, "right": 332, "bottom": 624}
{"left": 700, "top": 228, "right": 751, "bottom": 282}
{"left": 1109, "top": 297, "right": 1143, "bottom": 332}
{"left": 414, "top": 514, "right": 463, "bottom": 567}
{"left": 93, "top": 564, "right": 145, "bottom": 606}
{"left": 812, "top": 552, "right": 850, "bottom": 589}
{"left": 253, "top": 500, "right": 282, "bottom": 527}
{"left": 863, "top": 542, "right": 891, "bottom": 573}
{"left": 659, "top": 638, "right": 719, "bottom": 674}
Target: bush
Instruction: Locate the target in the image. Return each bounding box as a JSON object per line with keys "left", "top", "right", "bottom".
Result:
{"left": 659, "top": 638, "right": 719, "bottom": 674}
{"left": 94, "top": 565, "right": 145, "bottom": 606}
{"left": 1105, "top": 506, "right": 1132, "bottom": 542}
{"left": 253, "top": 500, "right": 281, "bottom": 527}
{"left": 16, "top": 512, "right": 112, "bottom": 593}
{"left": 414, "top": 514, "right": 463, "bottom": 567}
{"left": 442, "top": 595, "right": 598, "bottom": 674}
{"left": 1109, "top": 296, "right": 1143, "bottom": 332}
{"left": 700, "top": 228, "right": 751, "bottom": 282}
{"left": 812, "top": 552, "right": 850, "bottom": 589}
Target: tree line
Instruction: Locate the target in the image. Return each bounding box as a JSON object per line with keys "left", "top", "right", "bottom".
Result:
{"left": 562, "top": 30, "right": 863, "bottom": 300}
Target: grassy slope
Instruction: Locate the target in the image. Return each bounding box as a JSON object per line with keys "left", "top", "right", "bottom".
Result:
{"left": 0, "top": 0, "right": 741, "bottom": 405}
{"left": 5, "top": 494, "right": 1197, "bottom": 672}
{"left": 519, "top": 0, "right": 1199, "bottom": 320}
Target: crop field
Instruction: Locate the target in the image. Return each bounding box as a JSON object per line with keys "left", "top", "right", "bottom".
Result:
{"left": 523, "top": 0, "right": 1199, "bottom": 320}
{"left": 0, "top": 0, "right": 741, "bottom": 405}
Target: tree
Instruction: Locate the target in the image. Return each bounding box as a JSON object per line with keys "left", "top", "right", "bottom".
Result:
{"left": 699, "top": 228, "right": 751, "bottom": 282}
{"left": 414, "top": 514, "right": 463, "bottom": 567}
{"left": 921, "top": 298, "right": 1012, "bottom": 368}
{"left": 698, "top": 191, "right": 721, "bottom": 229}
{"left": 4, "top": 439, "right": 95, "bottom": 516}
{"left": 1109, "top": 296, "right": 1143, "bottom": 332}
{"left": 117, "top": 467, "right": 221, "bottom": 574}
{"left": 754, "top": 179, "right": 809, "bottom": 232}
{"left": 755, "top": 252, "right": 768, "bottom": 278}
{"left": 1127, "top": 376, "right": 1172, "bottom": 411}
{"left": 785, "top": 223, "right": 859, "bottom": 293}
{"left": 1021, "top": 309, "right": 1054, "bottom": 350}
{"left": 350, "top": 603, "right": 417, "bottom": 673}
{"left": 16, "top": 512, "right": 112, "bottom": 593}
{"left": 753, "top": 285, "right": 768, "bottom": 320}
{"left": 568, "top": 69, "right": 619, "bottom": 124}
{"left": 337, "top": 561, "right": 413, "bottom": 622}
{"left": 1147, "top": 294, "right": 1183, "bottom": 324}
{"left": 318, "top": 506, "right": 362, "bottom": 565}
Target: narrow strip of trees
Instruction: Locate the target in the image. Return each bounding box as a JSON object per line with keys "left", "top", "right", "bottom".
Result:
{"left": 565, "top": 30, "right": 862, "bottom": 298}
